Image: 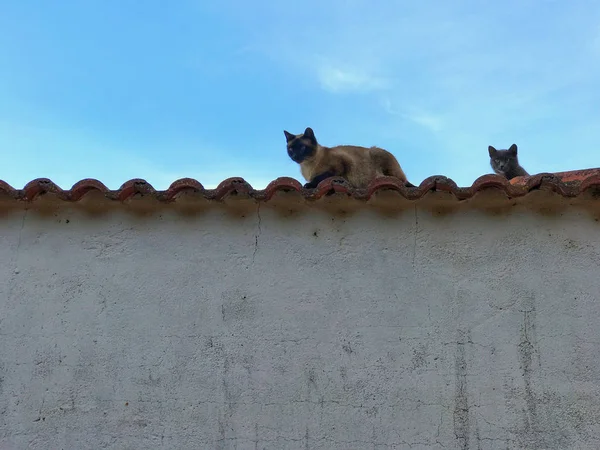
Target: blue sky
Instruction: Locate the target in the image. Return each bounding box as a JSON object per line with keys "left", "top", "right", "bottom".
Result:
{"left": 1, "top": 0, "right": 599, "bottom": 189}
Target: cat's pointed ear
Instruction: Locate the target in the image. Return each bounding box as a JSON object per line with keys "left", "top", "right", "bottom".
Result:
{"left": 284, "top": 130, "right": 295, "bottom": 142}
{"left": 508, "top": 144, "right": 518, "bottom": 155}
{"left": 488, "top": 146, "right": 497, "bottom": 157}
{"left": 303, "top": 127, "right": 317, "bottom": 144}
{"left": 303, "top": 127, "right": 315, "bottom": 139}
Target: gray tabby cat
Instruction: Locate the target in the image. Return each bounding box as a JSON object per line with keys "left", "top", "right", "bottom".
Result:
{"left": 488, "top": 144, "right": 529, "bottom": 180}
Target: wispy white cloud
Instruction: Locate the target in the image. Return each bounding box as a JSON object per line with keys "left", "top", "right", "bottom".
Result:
{"left": 405, "top": 113, "right": 444, "bottom": 134}
{"left": 247, "top": 1, "right": 600, "bottom": 105}
{"left": 317, "top": 63, "right": 389, "bottom": 94}
{"left": 380, "top": 99, "right": 444, "bottom": 133}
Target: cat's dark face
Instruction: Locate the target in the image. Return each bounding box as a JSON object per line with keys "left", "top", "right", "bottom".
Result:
{"left": 489, "top": 144, "right": 518, "bottom": 174}
{"left": 284, "top": 127, "right": 318, "bottom": 164}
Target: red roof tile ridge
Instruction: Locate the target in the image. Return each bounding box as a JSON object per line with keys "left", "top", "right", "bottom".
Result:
{"left": 0, "top": 168, "right": 599, "bottom": 202}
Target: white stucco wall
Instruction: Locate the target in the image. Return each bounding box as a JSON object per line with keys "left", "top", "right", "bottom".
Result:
{"left": 1, "top": 190, "right": 599, "bottom": 449}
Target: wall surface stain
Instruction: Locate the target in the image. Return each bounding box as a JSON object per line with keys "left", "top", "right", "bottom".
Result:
{"left": 454, "top": 330, "right": 470, "bottom": 450}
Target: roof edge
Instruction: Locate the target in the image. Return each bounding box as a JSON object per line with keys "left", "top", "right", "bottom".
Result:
{"left": 1, "top": 169, "right": 599, "bottom": 202}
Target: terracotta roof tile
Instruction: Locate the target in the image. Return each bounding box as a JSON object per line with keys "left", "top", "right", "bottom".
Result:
{"left": 1, "top": 169, "right": 599, "bottom": 203}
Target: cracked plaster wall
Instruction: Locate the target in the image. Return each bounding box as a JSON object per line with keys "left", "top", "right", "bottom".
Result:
{"left": 1, "top": 194, "right": 600, "bottom": 449}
